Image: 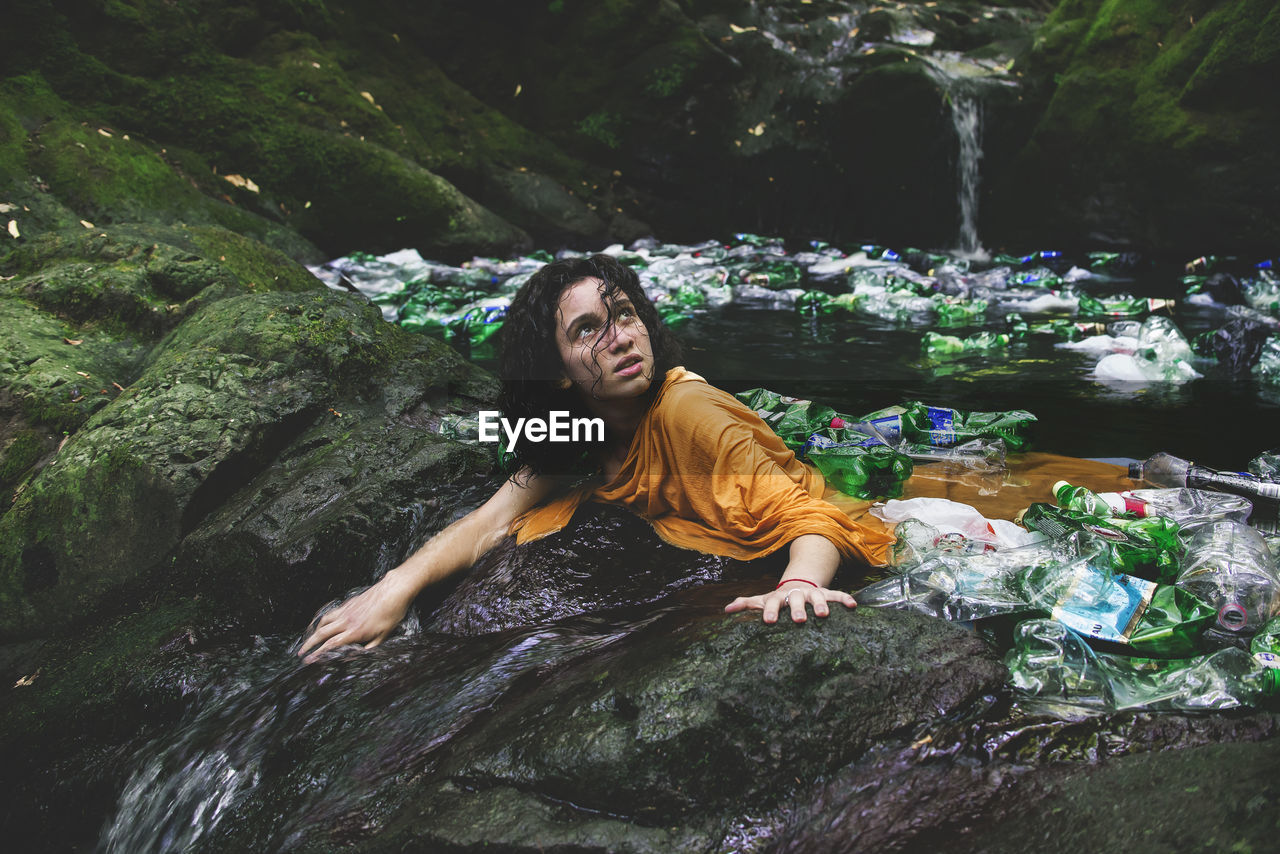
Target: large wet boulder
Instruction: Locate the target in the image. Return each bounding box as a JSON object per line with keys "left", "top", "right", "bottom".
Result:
{"left": 82, "top": 603, "right": 1008, "bottom": 852}
{"left": 0, "top": 222, "right": 500, "bottom": 640}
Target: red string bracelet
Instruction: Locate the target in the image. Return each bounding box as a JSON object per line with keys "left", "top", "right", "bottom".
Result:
{"left": 775, "top": 578, "right": 819, "bottom": 591}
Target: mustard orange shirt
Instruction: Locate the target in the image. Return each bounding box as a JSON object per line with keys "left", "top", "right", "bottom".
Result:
{"left": 512, "top": 368, "right": 894, "bottom": 565}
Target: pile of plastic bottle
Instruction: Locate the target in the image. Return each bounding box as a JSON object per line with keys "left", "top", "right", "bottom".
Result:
{"left": 734, "top": 388, "right": 1034, "bottom": 499}
{"left": 309, "top": 237, "right": 1280, "bottom": 388}
{"left": 857, "top": 450, "right": 1280, "bottom": 716}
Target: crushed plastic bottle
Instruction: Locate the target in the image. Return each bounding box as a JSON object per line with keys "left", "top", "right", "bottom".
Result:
{"left": 863, "top": 535, "right": 1213, "bottom": 657}
{"left": 1175, "top": 520, "right": 1280, "bottom": 642}
{"left": 887, "top": 518, "right": 996, "bottom": 567}
{"left": 803, "top": 435, "right": 913, "bottom": 500}
{"left": 897, "top": 438, "right": 1008, "bottom": 473}
{"left": 871, "top": 496, "right": 1039, "bottom": 550}
{"left": 1018, "top": 502, "right": 1184, "bottom": 582}
{"left": 1092, "top": 316, "right": 1202, "bottom": 383}
{"left": 1006, "top": 618, "right": 1268, "bottom": 715}
{"left": 931, "top": 296, "right": 988, "bottom": 325}
{"left": 1077, "top": 293, "right": 1175, "bottom": 318}
{"left": 1017, "top": 552, "right": 1213, "bottom": 656}
{"left": 1253, "top": 335, "right": 1280, "bottom": 385}
{"left": 897, "top": 402, "right": 1037, "bottom": 452}
{"left": 857, "top": 537, "right": 1074, "bottom": 622}
{"left": 922, "top": 330, "right": 1012, "bottom": 358}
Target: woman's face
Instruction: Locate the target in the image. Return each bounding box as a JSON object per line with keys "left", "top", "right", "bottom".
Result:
{"left": 555, "top": 277, "right": 654, "bottom": 402}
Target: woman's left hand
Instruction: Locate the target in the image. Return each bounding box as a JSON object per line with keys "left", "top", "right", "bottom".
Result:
{"left": 724, "top": 582, "right": 856, "bottom": 624}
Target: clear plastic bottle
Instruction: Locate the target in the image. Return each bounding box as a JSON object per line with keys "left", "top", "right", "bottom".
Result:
{"left": 1053, "top": 481, "right": 1253, "bottom": 530}
{"left": 1130, "top": 452, "right": 1280, "bottom": 503}
{"left": 1175, "top": 520, "right": 1280, "bottom": 641}
{"left": 1006, "top": 618, "right": 1268, "bottom": 715}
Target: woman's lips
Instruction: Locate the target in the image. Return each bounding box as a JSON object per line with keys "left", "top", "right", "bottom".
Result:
{"left": 616, "top": 357, "right": 644, "bottom": 377}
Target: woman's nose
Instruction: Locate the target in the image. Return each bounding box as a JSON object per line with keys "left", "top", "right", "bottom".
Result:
{"left": 604, "top": 320, "right": 634, "bottom": 351}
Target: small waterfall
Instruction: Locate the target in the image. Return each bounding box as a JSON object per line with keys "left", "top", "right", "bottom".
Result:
{"left": 948, "top": 90, "right": 986, "bottom": 259}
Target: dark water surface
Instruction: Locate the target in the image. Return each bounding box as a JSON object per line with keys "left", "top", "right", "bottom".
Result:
{"left": 671, "top": 301, "right": 1280, "bottom": 470}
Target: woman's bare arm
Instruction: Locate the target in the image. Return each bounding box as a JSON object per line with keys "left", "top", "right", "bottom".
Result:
{"left": 298, "top": 470, "right": 559, "bottom": 661}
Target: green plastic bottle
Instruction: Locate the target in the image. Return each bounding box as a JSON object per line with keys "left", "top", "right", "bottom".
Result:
{"left": 1250, "top": 616, "right": 1280, "bottom": 696}
{"left": 795, "top": 290, "right": 832, "bottom": 314}
{"left": 804, "top": 436, "right": 913, "bottom": 500}
{"left": 932, "top": 297, "right": 988, "bottom": 326}
{"left": 1019, "top": 502, "right": 1184, "bottom": 583}
{"left": 1021, "top": 318, "right": 1107, "bottom": 341}
{"left": 900, "top": 402, "right": 1037, "bottom": 452}
{"left": 1017, "top": 557, "right": 1213, "bottom": 657}
{"left": 922, "top": 330, "right": 1011, "bottom": 358}
{"left": 1077, "top": 293, "right": 1175, "bottom": 318}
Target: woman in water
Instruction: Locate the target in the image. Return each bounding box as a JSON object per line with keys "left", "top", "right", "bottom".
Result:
{"left": 299, "top": 254, "right": 892, "bottom": 660}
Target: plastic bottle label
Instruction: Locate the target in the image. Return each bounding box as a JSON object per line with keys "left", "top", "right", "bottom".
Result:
{"left": 1253, "top": 651, "right": 1280, "bottom": 669}
{"left": 924, "top": 407, "right": 957, "bottom": 446}
{"left": 866, "top": 415, "right": 903, "bottom": 442}
{"left": 1051, "top": 570, "right": 1157, "bottom": 644}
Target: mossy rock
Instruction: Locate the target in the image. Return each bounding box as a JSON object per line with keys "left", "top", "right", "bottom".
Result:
{"left": 991, "top": 0, "right": 1280, "bottom": 251}
{"left": 0, "top": 72, "right": 321, "bottom": 260}
{"left": 0, "top": 223, "right": 322, "bottom": 451}
{"left": 0, "top": 287, "right": 448, "bottom": 640}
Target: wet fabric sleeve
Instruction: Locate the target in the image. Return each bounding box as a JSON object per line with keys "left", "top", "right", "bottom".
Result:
{"left": 512, "top": 369, "right": 894, "bottom": 566}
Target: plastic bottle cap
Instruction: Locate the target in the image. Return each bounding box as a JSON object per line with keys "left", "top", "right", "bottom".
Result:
{"left": 1052, "top": 480, "right": 1070, "bottom": 495}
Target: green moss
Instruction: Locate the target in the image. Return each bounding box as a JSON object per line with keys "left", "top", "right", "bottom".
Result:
{"left": 0, "top": 443, "right": 182, "bottom": 637}
{"left": 0, "top": 428, "right": 46, "bottom": 485}
{"left": 184, "top": 225, "right": 321, "bottom": 294}
{"left": 0, "top": 595, "right": 203, "bottom": 748}
{"left": 577, "top": 111, "right": 624, "bottom": 149}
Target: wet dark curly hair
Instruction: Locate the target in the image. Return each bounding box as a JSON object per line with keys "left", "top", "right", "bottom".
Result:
{"left": 497, "top": 254, "right": 682, "bottom": 477}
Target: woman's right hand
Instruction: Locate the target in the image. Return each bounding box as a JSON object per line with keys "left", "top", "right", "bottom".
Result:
{"left": 297, "top": 572, "right": 415, "bottom": 663}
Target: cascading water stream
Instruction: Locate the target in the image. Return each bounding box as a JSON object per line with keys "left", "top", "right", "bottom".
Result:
{"left": 949, "top": 90, "right": 986, "bottom": 259}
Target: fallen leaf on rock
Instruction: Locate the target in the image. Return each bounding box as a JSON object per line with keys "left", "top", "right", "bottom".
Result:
{"left": 328, "top": 408, "right": 343, "bottom": 417}
{"left": 76, "top": 371, "right": 91, "bottom": 378}
{"left": 7, "top": 220, "right": 18, "bottom": 238}
{"left": 14, "top": 670, "right": 39, "bottom": 688}
{"left": 360, "top": 91, "right": 376, "bottom": 104}
{"left": 64, "top": 338, "right": 82, "bottom": 345}
{"left": 80, "top": 220, "right": 94, "bottom": 229}
{"left": 112, "top": 382, "right": 125, "bottom": 391}
{"left": 57, "top": 436, "right": 69, "bottom": 452}
{"left": 729, "top": 23, "right": 756, "bottom": 33}
{"left": 0, "top": 202, "right": 14, "bottom": 213}
{"left": 70, "top": 395, "right": 84, "bottom": 403}
{"left": 223, "top": 174, "right": 260, "bottom": 193}
{"left": 98, "top": 128, "right": 113, "bottom": 137}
